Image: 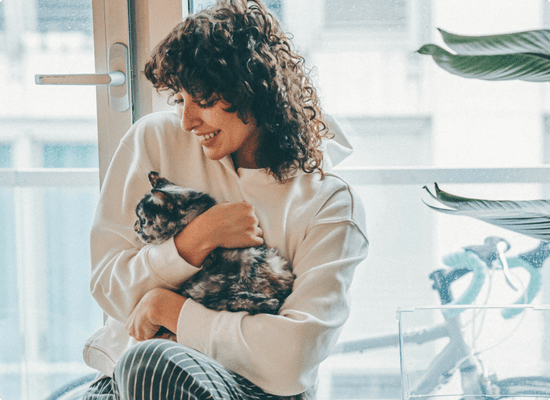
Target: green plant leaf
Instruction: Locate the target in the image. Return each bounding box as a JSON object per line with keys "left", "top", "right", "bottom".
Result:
{"left": 423, "top": 183, "right": 550, "bottom": 241}
{"left": 417, "top": 44, "right": 550, "bottom": 82}
{"left": 439, "top": 29, "right": 550, "bottom": 56}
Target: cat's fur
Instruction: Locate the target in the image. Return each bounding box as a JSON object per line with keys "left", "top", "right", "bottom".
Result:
{"left": 135, "top": 171, "right": 295, "bottom": 316}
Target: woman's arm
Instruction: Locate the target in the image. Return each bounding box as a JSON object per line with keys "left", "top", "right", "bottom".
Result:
{"left": 125, "top": 200, "right": 266, "bottom": 340}
{"left": 174, "top": 188, "right": 369, "bottom": 396}
{"left": 90, "top": 114, "right": 264, "bottom": 324}
{"left": 89, "top": 130, "right": 196, "bottom": 323}
{"left": 175, "top": 201, "right": 264, "bottom": 266}
{"left": 125, "top": 288, "right": 187, "bottom": 340}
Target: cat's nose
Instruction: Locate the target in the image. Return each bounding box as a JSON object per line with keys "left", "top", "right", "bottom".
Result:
{"left": 134, "top": 220, "right": 140, "bottom": 232}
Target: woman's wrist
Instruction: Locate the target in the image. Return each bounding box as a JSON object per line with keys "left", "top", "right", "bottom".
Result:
{"left": 174, "top": 216, "right": 217, "bottom": 267}
{"left": 148, "top": 288, "right": 187, "bottom": 334}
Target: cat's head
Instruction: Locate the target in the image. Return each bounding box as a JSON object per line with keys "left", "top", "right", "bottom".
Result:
{"left": 134, "top": 171, "right": 215, "bottom": 244}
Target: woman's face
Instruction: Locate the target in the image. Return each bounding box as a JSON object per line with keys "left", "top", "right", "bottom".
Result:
{"left": 175, "top": 91, "right": 261, "bottom": 169}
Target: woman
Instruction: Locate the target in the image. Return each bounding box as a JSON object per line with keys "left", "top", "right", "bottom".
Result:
{"left": 83, "top": 0, "right": 368, "bottom": 399}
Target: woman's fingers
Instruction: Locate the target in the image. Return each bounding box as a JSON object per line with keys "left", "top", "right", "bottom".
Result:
{"left": 208, "top": 201, "right": 265, "bottom": 248}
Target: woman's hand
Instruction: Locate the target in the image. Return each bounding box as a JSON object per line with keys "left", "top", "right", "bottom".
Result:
{"left": 201, "top": 201, "right": 264, "bottom": 248}
{"left": 126, "top": 288, "right": 186, "bottom": 341}
{"left": 174, "top": 201, "right": 264, "bottom": 266}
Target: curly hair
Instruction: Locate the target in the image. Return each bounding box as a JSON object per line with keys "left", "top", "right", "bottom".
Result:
{"left": 144, "top": 0, "right": 331, "bottom": 183}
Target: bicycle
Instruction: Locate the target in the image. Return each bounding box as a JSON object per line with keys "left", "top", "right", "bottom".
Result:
{"left": 332, "top": 236, "right": 550, "bottom": 399}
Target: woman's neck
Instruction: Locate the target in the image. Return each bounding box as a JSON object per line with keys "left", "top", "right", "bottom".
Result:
{"left": 231, "top": 151, "right": 259, "bottom": 170}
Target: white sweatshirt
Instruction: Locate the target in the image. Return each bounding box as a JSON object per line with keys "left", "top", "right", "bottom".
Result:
{"left": 83, "top": 111, "right": 369, "bottom": 396}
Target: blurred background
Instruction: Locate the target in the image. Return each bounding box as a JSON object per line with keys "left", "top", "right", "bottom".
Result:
{"left": 1, "top": 0, "right": 550, "bottom": 399}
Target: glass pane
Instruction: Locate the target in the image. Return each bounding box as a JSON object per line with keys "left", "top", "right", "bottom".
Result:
{"left": 320, "top": 182, "right": 550, "bottom": 400}
{"left": 0, "top": 187, "right": 19, "bottom": 400}
{"left": 43, "top": 143, "right": 99, "bottom": 168}
{"left": 191, "top": 0, "right": 282, "bottom": 21}
{"left": 190, "top": 0, "right": 216, "bottom": 12}
{"left": 242, "top": 0, "right": 549, "bottom": 169}
{"left": 0, "top": 144, "right": 12, "bottom": 168}
{"left": 325, "top": 0, "right": 408, "bottom": 30}
{"left": 0, "top": 0, "right": 103, "bottom": 398}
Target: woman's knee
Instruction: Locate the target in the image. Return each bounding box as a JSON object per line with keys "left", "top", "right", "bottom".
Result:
{"left": 113, "top": 339, "right": 228, "bottom": 399}
{"left": 113, "top": 339, "right": 180, "bottom": 399}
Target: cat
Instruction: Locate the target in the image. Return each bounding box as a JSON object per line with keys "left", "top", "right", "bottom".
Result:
{"left": 134, "top": 171, "right": 295, "bottom": 319}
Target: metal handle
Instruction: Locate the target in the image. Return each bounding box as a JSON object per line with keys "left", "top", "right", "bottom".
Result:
{"left": 34, "top": 43, "right": 130, "bottom": 113}
{"left": 35, "top": 71, "right": 125, "bottom": 86}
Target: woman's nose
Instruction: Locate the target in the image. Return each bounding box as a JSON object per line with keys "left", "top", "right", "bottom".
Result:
{"left": 181, "top": 102, "right": 201, "bottom": 132}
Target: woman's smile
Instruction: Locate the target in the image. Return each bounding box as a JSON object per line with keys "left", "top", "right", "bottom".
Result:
{"left": 196, "top": 130, "right": 220, "bottom": 144}
{"left": 175, "top": 91, "right": 260, "bottom": 168}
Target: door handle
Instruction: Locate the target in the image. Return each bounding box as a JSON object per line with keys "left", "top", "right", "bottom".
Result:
{"left": 35, "top": 71, "right": 125, "bottom": 86}
{"left": 35, "top": 42, "right": 130, "bottom": 113}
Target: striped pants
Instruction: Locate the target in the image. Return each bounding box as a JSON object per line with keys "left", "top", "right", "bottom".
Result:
{"left": 82, "top": 339, "right": 298, "bottom": 400}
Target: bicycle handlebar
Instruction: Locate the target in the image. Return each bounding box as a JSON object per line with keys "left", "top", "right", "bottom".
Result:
{"left": 432, "top": 237, "right": 549, "bottom": 319}
{"left": 440, "top": 250, "right": 488, "bottom": 319}
{"left": 501, "top": 240, "right": 549, "bottom": 318}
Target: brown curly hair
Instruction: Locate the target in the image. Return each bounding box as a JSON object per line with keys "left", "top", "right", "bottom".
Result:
{"left": 144, "top": 0, "right": 331, "bottom": 183}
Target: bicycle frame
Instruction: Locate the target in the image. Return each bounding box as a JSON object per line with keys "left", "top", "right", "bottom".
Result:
{"left": 401, "top": 316, "right": 477, "bottom": 398}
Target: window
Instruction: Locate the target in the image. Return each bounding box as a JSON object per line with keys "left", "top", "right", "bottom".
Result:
{"left": 253, "top": 1, "right": 550, "bottom": 399}
{"left": 330, "top": 373, "right": 402, "bottom": 399}
{"left": 0, "top": 144, "right": 11, "bottom": 167}
{"left": 0, "top": 144, "right": 17, "bottom": 397}
{"left": 43, "top": 143, "right": 99, "bottom": 168}
{"left": 0, "top": 0, "right": 127, "bottom": 397}
{"left": 325, "top": 0, "right": 408, "bottom": 31}
{"left": 190, "top": 0, "right": 282, "bottom": 22}
{"left": 3, "top": 1, "right": 550, "bottom": 399}
{"left": 0, "top": 3, "right": 5, "bottom": 32}
{"left": 36, "top": 0, "right": 93, "bottom": 35}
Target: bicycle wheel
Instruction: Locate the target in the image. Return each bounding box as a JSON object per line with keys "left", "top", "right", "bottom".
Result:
{"left": 491, "top": 376, "right": 550, "bottom": 399}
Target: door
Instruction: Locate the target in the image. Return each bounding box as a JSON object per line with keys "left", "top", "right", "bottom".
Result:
{"left": 1, "top": 0, "right": 129, "bottom": 398}
{"left": 0, "top": 0, "right": 188, "bottom": 397}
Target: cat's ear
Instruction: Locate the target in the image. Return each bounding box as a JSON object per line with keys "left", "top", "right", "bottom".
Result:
{"left": 148, "top": 171, "right": 169, "bottom": 189}
{"left": 148, "top": 171, "right": 160, "bottom": 187}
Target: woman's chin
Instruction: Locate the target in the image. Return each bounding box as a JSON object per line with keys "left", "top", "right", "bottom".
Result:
{"left": 202, "top": 149, "right": 225, "bottom": 161}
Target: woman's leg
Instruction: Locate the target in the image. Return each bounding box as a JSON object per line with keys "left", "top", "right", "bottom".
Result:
{"left": 111, "top": 339, "right": 283, "bottom": 400}
{"left": 82, "top": 376, "right": 117, "bottom": 400}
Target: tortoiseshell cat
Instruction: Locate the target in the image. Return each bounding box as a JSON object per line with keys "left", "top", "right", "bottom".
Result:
{"left": 134, "top": 171, "right": 295, "bottom": 320}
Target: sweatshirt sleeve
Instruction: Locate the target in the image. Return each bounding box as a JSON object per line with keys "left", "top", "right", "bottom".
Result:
{"left": 89, "top": 117, "right": 200, "bottom": 323}
{"left": 176, "top": 184, "right": 369, "bottom": 396}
